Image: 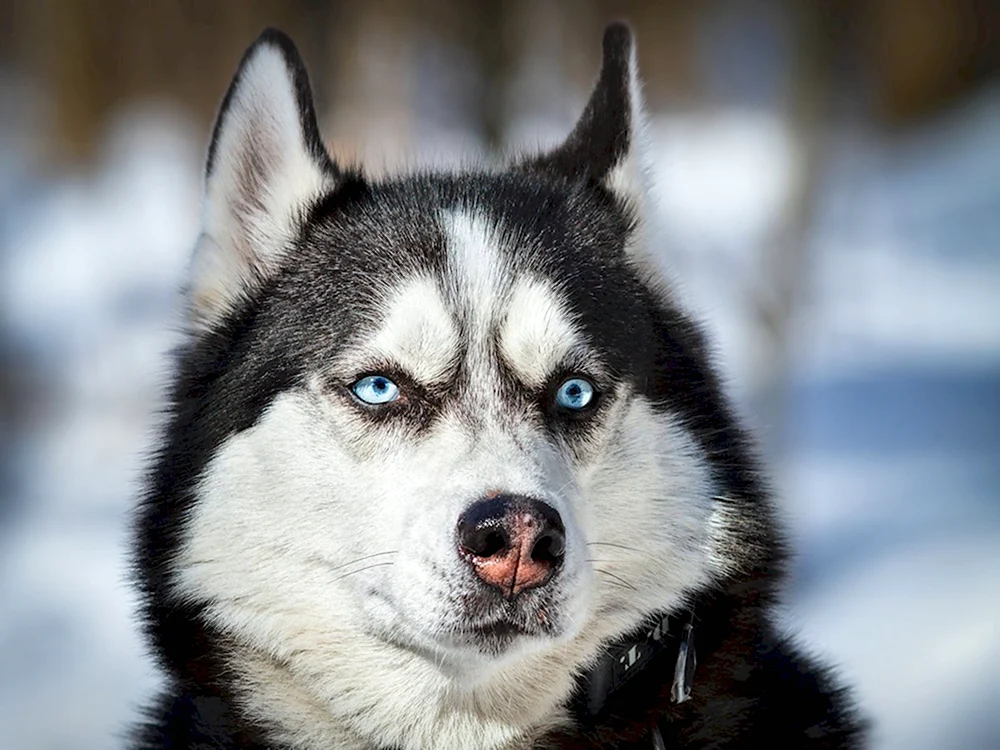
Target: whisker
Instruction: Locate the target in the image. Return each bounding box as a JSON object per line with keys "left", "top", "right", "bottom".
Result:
{"left": 329, "top": 561, "right": 397, "bottom": 584}
{"left": 600, "top": 580, "right": 635, "bottom": 592}
{"left": 552, "top": 478, "right": 576, "bottom": 499}
{"left": 592, "top": 567, "right": 638, "bottom": 592}
{"left": 324, "top": 550, "right": 399, "bottom": 574}
{"left": 586, "top": 541, "right": 641, "bottom": 553}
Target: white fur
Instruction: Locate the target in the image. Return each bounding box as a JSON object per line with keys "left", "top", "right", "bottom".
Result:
{"left": 189, "top": 40, "right": 334, "bottom": 332}
{"left": 499, "top": 277, "right": 584, "bottom": 387}
{"left": 366, "top": 276, "right": 460, "bottom": 385}
{"left": 441, "top": 208, "right": 510, "bottom": 374}
{"left": 442, "top": 210, "right": 507, "bottom": 314}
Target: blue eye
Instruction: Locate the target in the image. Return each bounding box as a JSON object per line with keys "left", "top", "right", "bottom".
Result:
{"left": 555, "top": 377, "right": 595, "bottom": 411}
{"left": 351, "top": 375, "right": 400, "bottom": 405}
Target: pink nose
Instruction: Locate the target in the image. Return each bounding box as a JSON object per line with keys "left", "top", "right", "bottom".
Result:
{"left": 457, "top": 495, "right": 565, "bottom": 598}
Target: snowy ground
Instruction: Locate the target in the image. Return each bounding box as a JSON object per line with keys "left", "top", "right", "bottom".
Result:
{"left": 1, "top": 85, "right": 998, "bottom": 748}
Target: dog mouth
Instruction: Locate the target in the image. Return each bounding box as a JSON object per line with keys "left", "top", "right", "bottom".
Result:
{"left": 441, "top": 565, "right": 577, "bottom": 655}
{"left": 453, "top": 617, "right": 544, "bottom": 654}
{"left": 366, "top": 586, "right": 559, "bottom": 659}
{"left": 451, "top": 595, "right": 562, "bottom": 654}
{"left": 461, "top": 617, "right": 537, "bottom": 639}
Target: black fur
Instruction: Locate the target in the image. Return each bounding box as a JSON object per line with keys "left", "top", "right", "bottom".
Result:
{"left": 130, "top": 24, "right": 866, "bottom": 749}
{"left": 526, "top": 23, "right": 635, "bottom": 183}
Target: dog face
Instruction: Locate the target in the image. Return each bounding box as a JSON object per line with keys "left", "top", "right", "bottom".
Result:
{"left": 156, "top": 25, "right": 740, "bottom": 749}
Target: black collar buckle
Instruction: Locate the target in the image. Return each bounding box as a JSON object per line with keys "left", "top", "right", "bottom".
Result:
{"left": 575, "top": 609, "right": 696, "bottom": 720}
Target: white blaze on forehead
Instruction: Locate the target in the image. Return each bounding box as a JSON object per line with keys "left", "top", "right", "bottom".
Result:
{"left": 500, "top": 277, "right": 583, "bottom": 387}
{"left": 441, "top": 208, "right": 513, "bottom": 389}
{"left": 368, "top": 276, "right": 459, "bottom": 384}
{"left": 442, "top": 209, "right": 508, "bottom": 326}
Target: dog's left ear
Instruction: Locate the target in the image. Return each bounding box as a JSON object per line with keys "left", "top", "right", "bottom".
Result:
{"left": 188, "top": 29, "right": 339, "bottom": 332}
{"left": 524, "top": 22, "right": 651, "bottom": 210}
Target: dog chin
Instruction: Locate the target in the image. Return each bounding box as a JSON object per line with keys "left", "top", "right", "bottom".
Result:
{"left": 378, "top": 610, "right": 568, "bottom": 668}
{"left": 448, "top": 618, "right": 553, "bottom": 657}
{"left": 364, "top": 577, "right": 588, "bottom": 666}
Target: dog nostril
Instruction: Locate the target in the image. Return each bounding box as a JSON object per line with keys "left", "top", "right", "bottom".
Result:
{"left": 476, "top": 529, "right": 507, "bottom": 558}
{"left": 531, "top": 531, "right": 565, "bottom": 564}
{"left": 460, "top": 522, "right": 510, "bottom": 559}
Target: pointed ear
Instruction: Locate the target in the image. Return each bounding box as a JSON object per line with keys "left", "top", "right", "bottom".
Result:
{"left": 523, "top": 22, "right": 652, "bottom": 210}
{"left": 188, "top": 29, "right": 338, "bottom": 332}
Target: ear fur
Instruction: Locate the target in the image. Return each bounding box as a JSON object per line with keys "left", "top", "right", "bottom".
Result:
{"left": 189, "top": 29, "right": 338, "bottom": 332}
{"left": 523, "top": 22, "right": 653, "bottom": 212}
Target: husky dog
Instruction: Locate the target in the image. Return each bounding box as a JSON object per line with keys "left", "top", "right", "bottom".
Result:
{"left": 131, "top": 22, "right": 864, "bottom": 750}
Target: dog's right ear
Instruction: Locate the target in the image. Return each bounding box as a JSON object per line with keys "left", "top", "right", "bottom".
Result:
{"left": 188, "top": 29, "right": 338, "bottom": 332}
{"left": 520, "top": 23, "right": 651, "bottom": 214}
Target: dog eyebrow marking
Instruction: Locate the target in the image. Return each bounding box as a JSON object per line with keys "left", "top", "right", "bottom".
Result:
{"left": 367, "top": 275, "right": 460, "bottom": 385}
{"left": 499, "top": 276, "right": 583, "bottom": 387}
{"left": 442, "top": 210, "right": 507, "bottom": 317}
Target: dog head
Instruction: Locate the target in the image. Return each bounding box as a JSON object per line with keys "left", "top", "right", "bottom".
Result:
{"left": 142, "top": 24, "right": 762, "bottom": 749}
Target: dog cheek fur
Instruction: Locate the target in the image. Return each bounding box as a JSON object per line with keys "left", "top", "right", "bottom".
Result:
{"left": 572, "top": 394, "right": 721, "bottom": 629}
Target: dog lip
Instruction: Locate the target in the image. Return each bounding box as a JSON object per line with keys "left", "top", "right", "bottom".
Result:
{"left": 461, "top": 619, "right": 534, "bottom": 639}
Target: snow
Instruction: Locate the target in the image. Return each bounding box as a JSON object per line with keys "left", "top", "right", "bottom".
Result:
{"left": 1, "top": 82, "right": 998, "bottom": 748}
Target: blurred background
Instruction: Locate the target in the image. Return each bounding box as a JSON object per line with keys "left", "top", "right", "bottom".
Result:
{"left": 0, "top": 1, "right": 998, "bottom": 748}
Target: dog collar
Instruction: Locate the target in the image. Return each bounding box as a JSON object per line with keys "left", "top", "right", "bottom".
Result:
{"left": 573, "top": 609, "right": 696, "bottom": 719}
